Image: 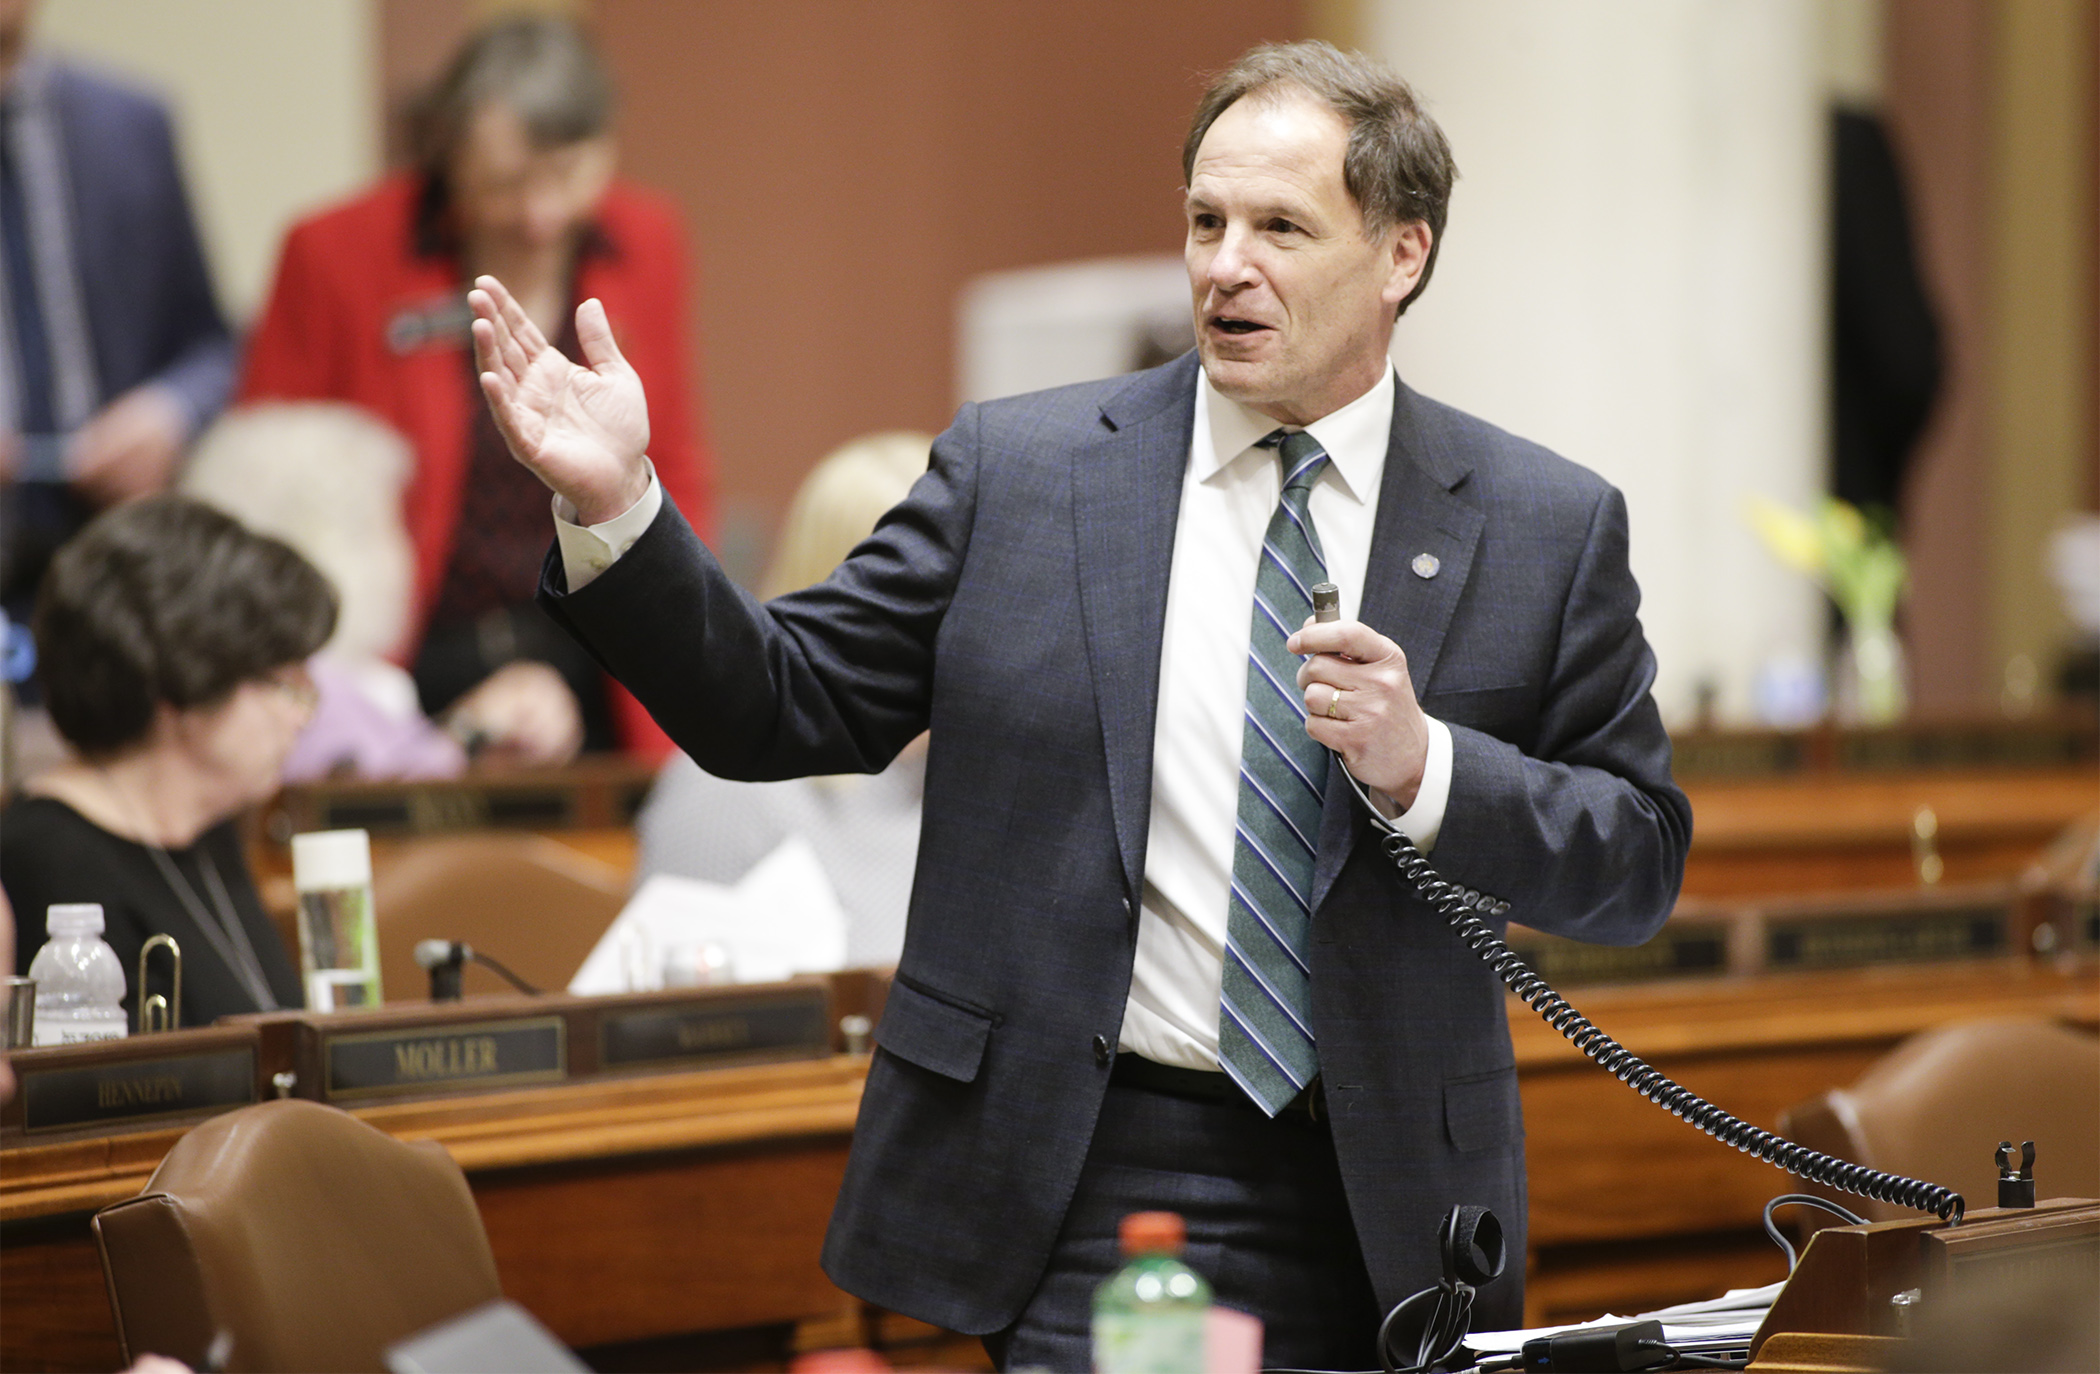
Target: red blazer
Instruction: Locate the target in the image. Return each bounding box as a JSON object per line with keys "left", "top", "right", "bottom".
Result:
{"left": 241, "top": 173, "right": 711, "bottom": 760}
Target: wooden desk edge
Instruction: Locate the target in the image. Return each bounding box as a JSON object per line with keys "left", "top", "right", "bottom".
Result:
{"left": 2, "top": 1054, "right": 868, "bottom": 1222}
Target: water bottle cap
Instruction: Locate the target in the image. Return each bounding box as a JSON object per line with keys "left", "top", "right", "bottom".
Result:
{"left": 1119, "top": 1210, "right": 1184, "bottom": 1256}
{"left": 292, "top": 829, "right": 371, "bottom": 889}
{"left": 45, "top": 903, "right": 104, "bottom": 936}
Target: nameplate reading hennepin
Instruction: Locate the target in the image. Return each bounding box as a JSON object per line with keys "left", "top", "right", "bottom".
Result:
{"left": 22, "top": 1047, "right": 257, "bottom": 1134}
{"left": 600, "top": 992, "right": 830, "bottom": 1072}
{"left": 324, "top": 1017, "right": 566, "bottom": 1100}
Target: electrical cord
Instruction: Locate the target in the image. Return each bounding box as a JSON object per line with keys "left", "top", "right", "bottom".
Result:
{"left": 1761, "top": 1193, "right": 1866, "bottom": 1272}
{"left": 468, "top": 949, "right": 541, "bottom": 996}
{"left": 1633, "top": 1342, "right": 1744, "bottom": 1370}
{"left": 1331, "top": 761, "right": 1966, "bottom": 1226}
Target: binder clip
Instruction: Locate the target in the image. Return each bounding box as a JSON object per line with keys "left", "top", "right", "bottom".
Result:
{"left": 138, "top": 934, "right": 183, "bottom": 1034}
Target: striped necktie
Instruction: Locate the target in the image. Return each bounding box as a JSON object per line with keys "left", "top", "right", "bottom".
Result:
{"left": 1219, "top": 429, "right": 1330, "bottom": 1115}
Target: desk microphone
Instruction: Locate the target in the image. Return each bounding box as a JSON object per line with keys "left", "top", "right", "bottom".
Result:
{"left": 414, "top": 940, "right": 541, "bottom": 1001}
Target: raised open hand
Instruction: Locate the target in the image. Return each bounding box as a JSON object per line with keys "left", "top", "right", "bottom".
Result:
{"left": 470, "top": 274, "right": 651, "bottom": 525}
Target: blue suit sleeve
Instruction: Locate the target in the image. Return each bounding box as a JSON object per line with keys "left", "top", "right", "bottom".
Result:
{"left": 1436, "top": 486, "right": 1691, "bottom": 946}
{"left": 539, "top": 406, "right": 981, "bottom": 780}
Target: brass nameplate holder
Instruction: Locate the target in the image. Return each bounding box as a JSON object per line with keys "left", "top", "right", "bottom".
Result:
{"left": 599, "top": 989, "right": 832, "bottom": 1073}
{"left": 324, "top": 1016, "right": 566, "bottom": 1101}
{"left": 236, "top": 979, "right": 835, "bottom": 1104}
{"left": 0, "top": 1028, "right": 260, "bottom": 1140}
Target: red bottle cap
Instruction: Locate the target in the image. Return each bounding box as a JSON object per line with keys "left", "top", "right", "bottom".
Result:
{"left": 1119, "top": 1211, "right": 1185, "bottom": 1256}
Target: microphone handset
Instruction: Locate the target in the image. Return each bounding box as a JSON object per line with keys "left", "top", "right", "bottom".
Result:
{"left": 413, "top": 940, "right": 542, "bottom": 1001}
{"left": 1305, "top": 582, "right": 1963, "bottom": 1225}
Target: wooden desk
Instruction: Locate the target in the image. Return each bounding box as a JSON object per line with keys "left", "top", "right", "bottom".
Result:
{"left": 1, "top": 1056, "right": 864, "bottom": 1372}
{"left": 8, "top": 963, "right": 2093, "bottom": 1365}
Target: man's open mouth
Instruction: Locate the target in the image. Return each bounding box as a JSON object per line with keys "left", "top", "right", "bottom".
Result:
{"left": 1212, "top": 317, "right": 1268, "bottom": 335}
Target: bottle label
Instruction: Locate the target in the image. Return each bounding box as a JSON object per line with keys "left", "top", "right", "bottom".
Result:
{"left": 1093, "top": 1312, "right": 1206, "bottom": 1374}
{"left": 32, "top": 1013, "right": 129, "bottom": 1047}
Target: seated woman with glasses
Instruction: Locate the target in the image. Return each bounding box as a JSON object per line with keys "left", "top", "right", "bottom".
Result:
{"left": 2, "top": 496, "right": 335, "bottom": 1027}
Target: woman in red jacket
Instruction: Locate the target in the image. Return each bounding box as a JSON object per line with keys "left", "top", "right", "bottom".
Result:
{"left": 241, "top": 16, "right": 709, "bottom": 763}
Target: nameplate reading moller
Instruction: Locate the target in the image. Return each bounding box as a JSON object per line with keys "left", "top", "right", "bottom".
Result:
{"left": 324, "top": 1017, "right": 566, "bottom": 1101}
{"left": 22, "top": 1047, "right": 257, "bottom": 1134}
{"left": 600, "top": 995, "right": 831, "bottom": 1072}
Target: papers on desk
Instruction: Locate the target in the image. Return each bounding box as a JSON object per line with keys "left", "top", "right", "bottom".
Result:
{"left": 568, "top": 838, "right": 848, "bottom": 993}
{"left": 1464, "top": 1281, "right": 1781, "bottom": 1358}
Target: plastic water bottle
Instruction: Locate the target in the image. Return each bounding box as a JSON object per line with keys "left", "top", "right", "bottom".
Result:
{"left": 1092, "top": 1211, "right": 1211, "bottom": 1374}
{"left": 28, "top": 904, "right": 129, "bottom": 1045}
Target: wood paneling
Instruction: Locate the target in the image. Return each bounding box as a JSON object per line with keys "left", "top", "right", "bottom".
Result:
{"left": 1679, "top": 765, "right": 2096, "bottom": 898}
{"left": 588, "top": 0, "right": 1303, "bottom": 547}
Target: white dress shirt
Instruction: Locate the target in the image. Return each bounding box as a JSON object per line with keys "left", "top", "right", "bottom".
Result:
{"left": 1118, "top": 365, "right": 1451, "bottom": 1071}
{"left": 555, "top": 367, "right": 1454, "bottom": 1074}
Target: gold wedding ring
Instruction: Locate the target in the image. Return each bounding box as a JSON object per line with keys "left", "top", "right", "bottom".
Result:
{"left": 1325, "top": 687, "right": 1343, "bottom": 720}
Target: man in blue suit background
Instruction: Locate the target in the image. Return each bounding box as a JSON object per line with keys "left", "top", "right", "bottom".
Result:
{"left": 0, "top": 0, "right": 235, "bottom": 628}
{"left": 474, "top": 40, "right": 1689, "bottom": 1372}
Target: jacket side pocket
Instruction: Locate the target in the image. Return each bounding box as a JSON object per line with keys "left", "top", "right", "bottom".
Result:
{"left": 874, "top": 976, "right": 997, "bottom": 1083}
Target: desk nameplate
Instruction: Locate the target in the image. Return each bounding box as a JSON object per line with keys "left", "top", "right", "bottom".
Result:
{"left": 599, "top": 992, "right": 831, "bottom": 1073}
{"left": 324, "top": 1016, "right": 566, "bottom": 1101}
{"left": 1766, "top": 904, "right": 2006, "bottom": 970}
{"left": 18, "top": 1045, "right": 256, "bottom": 1135}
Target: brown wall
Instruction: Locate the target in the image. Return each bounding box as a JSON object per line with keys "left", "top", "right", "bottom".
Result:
{"left": 595, "top": 0, "right": 1303, "bottom": 568}
{"left": 380, "top": 0, "right": 1303, "bottom": 572}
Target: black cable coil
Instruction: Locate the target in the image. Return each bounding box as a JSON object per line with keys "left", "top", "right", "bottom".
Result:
{"left": 1377, "top": 830, "right": 1965, "bottom": 1225}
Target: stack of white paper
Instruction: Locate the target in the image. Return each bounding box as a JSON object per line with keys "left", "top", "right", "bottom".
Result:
{"left": 1465, "top": 1281, "right": 1782, "bottom": 1358}
{"left": 568, "top": 837, "right": 848, "bottom": 994}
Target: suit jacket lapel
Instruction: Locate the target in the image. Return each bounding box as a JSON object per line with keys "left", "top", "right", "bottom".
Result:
{"left": 1312, "top": 380, "right": 1484, "bottom": 912}
{"left": 1074, "top": 355, "right": 1198, "bottom": 902}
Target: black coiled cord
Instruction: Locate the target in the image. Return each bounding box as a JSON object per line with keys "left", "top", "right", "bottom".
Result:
{"left": 1373, "top": 828, "right": 1966, "bottom": 1225}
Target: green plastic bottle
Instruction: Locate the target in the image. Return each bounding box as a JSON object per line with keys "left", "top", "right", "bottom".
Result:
{"left": 1091, "top": 1211, "right": 1212, "bottom": 1374}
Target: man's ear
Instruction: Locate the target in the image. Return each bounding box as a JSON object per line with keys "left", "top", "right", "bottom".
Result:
{"left": 1382, "top": 220, "right": 1434, "bottom": 310}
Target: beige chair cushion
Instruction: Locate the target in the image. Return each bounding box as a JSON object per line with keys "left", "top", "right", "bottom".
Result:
{"left": 93, "top": 1098, "right": 501, "bottom": 1372}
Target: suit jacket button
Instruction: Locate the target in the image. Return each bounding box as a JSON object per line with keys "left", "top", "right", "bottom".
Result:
{"left": 1092, "top": 1035, "right": 1111, "bottom": 1068}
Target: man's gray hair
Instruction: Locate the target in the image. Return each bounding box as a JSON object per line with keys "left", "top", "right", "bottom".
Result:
{"left": 1183, "top": 41, "right": 1456, "bottom": 315}
{"left": 411, "top": 15, "right": 615, "bottom": 171}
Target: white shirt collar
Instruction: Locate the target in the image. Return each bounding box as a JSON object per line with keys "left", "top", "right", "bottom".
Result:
{"left": 1194, "top": 362, "right": 1396, "bottom": 503}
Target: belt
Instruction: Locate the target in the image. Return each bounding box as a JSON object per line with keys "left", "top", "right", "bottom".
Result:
{"left": 1110, "top": 1053, "right": 1326, "bottom": 1125}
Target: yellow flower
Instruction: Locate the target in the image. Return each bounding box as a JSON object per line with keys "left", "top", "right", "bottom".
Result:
{"left": 1744, "top": 495, "right": 1826, "bottom": 577}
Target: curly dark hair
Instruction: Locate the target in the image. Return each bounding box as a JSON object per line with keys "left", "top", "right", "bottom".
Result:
{"left": 33, "top": 496, "right": 338, "bottom": 757}
{"left": 1184, "top": 40, "right": 1457, "bottom": 316}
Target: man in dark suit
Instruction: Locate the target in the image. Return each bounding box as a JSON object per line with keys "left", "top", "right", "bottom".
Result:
{"left": 0, "top": 4, "right": 235, "bottom": 628}
{"left": 473, "top": 40, "right": 1689, "bottom": 1371}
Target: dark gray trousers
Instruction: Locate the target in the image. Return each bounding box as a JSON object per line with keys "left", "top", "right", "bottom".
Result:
{"left": 988, "top": 1069, "right": 1385, "bottom": 1373}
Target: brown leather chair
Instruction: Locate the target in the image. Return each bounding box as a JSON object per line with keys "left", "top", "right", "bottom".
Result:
{"left": 93, "top": 1098, "right": 502, "bottom": 1372}
{"left": 1778, "top": 1017, "right": 2100, "bottom": 1223}
{"left": 372, "top": 833, "right": 627, "bottom": 1002}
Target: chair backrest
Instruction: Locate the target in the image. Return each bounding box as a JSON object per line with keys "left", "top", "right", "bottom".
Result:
{"left": 1778, "top": 1017, "right": 2100, "bottom": 1223}
{"left": 374, "top": 833, "right": 627, "bottom": 1001}
{"left": 93, "top": 1098, "right": 501, "bottom": 1373}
